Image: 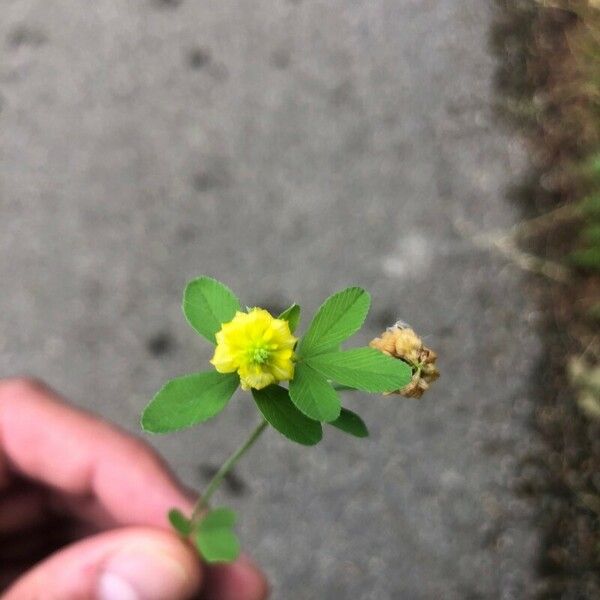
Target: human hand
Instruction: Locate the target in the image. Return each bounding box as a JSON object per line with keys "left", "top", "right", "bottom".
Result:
{"left": 0, "top": 378, "right": 268, "bottom": 600}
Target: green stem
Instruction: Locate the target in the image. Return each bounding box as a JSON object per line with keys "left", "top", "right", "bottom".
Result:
{"left": 192, "top": 419, "right": 269, "bottom": 522}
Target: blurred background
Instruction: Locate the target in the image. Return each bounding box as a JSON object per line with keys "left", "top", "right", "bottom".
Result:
{"left": 1, "top": 1, "right": 598, "bottom": 598}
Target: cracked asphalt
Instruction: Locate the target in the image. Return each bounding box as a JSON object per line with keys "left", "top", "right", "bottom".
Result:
{"left": 1, "top": 1, "right": 542, "bottom": 598}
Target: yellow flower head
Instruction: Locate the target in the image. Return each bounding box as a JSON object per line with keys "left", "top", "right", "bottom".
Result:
{"left": 210, "top": 309, "right": 297, "bottom": 391}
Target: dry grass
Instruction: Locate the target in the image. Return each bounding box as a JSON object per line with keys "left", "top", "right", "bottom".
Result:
{"left": 493, "top": 2, "right": 600, "bottom": 597}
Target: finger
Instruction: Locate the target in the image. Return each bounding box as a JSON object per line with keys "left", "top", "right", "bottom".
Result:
{"left": 203, "top": 555, "right": 269, "bottom": 600}
{"left": 3, "top": 527, "right": 202, "bottom": 600}
{"left": 0, "top": 379, "right": 193, "bottom": 528}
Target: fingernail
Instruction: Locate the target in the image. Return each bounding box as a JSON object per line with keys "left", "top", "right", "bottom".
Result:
{"left": 98, "top": 545, "right": 191, "bottom": 600}
{"left": 98, "top": 572, "right": 139, "bottom": 600}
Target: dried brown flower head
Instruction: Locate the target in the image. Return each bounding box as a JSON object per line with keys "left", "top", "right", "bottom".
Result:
{"left": 369, "top": 321, "right": 439, "bottom": 398}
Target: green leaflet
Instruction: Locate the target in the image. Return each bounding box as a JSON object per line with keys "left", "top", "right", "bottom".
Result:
{"left": 306, "top": 348, "right": 412, "bottom": 392}
{"left": 168, "top": 508, "right": 192, "bottom": 536}
{"left": 196, "top": 508, "right": 240, "bottom": 563}
{"left": 289, "top": 361, "right": 341, "bottom": 422}
{"left": 329, "top": 408, "right": 369, "bottom": 438}
{"left": 278, "top": 303, "right": 301, "bottom": 333}
{"left": 252, "top": 385, "right": 323, "bottom": 445}
{"left": 298, "top": 287, "right": 370, "bottom": 357}
{"left": 141, "top": 372, "right": 239, "bottom": 433}
{"left": 183, "top": 277, "right": 240, "bottom": 343}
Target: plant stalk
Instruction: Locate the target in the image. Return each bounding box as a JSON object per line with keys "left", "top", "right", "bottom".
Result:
{"left": 192, "top": 418, "right": 269, "bottom": 522}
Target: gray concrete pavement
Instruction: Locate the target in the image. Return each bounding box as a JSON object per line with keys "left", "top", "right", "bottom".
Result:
{"left": 1, "top": 1, "right": 541, "bottom": 598}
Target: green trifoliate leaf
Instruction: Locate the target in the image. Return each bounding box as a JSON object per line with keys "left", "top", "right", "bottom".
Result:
{"left": 196, "top": 508, "right": 241, "bottom": 563}
{"left": 329, "top": 408, "right": 369, "bottom": 438}
{"left": 168, "top": 508, "right": 192, "bottom": 536}
{"left": 141, "top": 372, "right": 239, "bottom": 433}
{"left": 306, "top": 348, "right": 412, "bottom": 392}
{"left": 252, "top": 385, "right": 322, "bottom": 446}
{"left": 278, "top": 303, "right": 301, "bottom": 333}
{"left": 183, "top": 277, "right": 240, "bottom": 344}
{"left": 289, "top": 362, "right": 341, "bottom": 422}
{"left": 298, "top": 287, "right": 370, "bottom": 357}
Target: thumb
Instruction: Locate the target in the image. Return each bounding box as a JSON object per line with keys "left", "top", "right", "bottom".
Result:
{"left": 4, "top": 527, "right": 202, "bottom": 600}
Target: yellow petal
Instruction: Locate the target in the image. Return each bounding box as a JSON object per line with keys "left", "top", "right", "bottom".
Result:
{"left": 269, "top": 360, "right": 295, "bottom": 381}
{"left": 210, "top": 344, "right": 239, "bottom": 373}
{"left": 239, "top": 365, "right": 275, "bottom": 390}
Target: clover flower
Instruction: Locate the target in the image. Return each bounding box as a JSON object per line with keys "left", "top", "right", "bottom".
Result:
{"left": 210, "top": 308, "right": 297, "bottom": 391}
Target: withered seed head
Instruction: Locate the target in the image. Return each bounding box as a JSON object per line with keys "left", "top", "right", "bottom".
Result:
{"left": 369, "top": 321, "right": 439, "bottom": 398}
